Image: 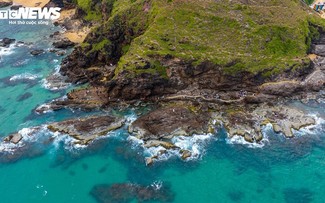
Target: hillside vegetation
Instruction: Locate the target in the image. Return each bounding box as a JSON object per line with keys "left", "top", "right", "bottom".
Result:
{"left": 73, "top": 0, "right": 325, "bottom": 79}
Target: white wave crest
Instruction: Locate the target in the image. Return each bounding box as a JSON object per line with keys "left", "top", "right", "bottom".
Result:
{"left": 172, "top": 134, "right": 214, "bottom": 160}
{"left": 226, "top": 135, "right": 267, "bottom": 149}
{"left": 41, "top": 77, "right": 70, "bottom": 91}
{"left": 150, "top": 181, "right": 163, "bottom": 190}
{"left": 0, "top": 43, "right": 15, "bottom": 58}
{"left": 128, "top": 133, "right": 216, "bottom": 163}
{"left": 51, "top": 132, "right": 87, "bottom": 151}
{"left": 35, "top": 104, "right": 53, "bottom": 114}
{"left": 10, "top": 73, "right": 41, "bottom": 81}
{"left": 292, "top": 114, "right": 325, "bottom": 137}
{"left": 226, "top": 124, "right": 270, "bottom": 149}
{"left": 0, "top": 125, "right": 49, "bottom": 153}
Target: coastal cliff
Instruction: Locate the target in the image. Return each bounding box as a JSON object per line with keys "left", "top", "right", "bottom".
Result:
{"left": 57, "top": 0, "right": 323, "bottom": 100}
{"left": 3, "top": 0, "right": 325, "bottom": 164}
{"left": 52, "top": 0, "right": 325, "bottom": 141}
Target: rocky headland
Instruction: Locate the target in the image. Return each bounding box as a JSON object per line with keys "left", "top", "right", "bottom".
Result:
{"left": 1, "top": 0, "right": 325, "bottom": 164}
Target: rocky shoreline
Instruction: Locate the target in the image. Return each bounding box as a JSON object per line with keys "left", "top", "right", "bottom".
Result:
{"left": 1, "top": 0, "right": 325, "bottom": 165}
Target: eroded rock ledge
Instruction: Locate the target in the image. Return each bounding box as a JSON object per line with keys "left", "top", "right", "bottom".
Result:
{"left": 129, "top": 106, "right": 211, "bottom": 141}
{"left": 47, "top": 116, "right": 125, "bottom": 144}
{"left": 3, "top": 115, "right": 125, "bottom": 146}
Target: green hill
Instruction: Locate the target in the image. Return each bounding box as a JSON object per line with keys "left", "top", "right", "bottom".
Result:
{"left": 68, "top": 0, "right": 325, "bottom": 80}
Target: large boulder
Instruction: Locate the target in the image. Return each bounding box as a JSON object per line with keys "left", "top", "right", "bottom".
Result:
{"left": 302, "top": 70, "right": 325, "bottom": 91}
{"left": 258, "top": 81, "right": 302, "bottom": 96}
{"left": 3, "top": 133, "right": 22, "bottom": 144}
{"left": 312, "top": 44, "right": 325, "bottom": 56}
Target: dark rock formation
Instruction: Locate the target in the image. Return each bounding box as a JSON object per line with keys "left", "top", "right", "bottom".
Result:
{"left": 30, "top": 49, "right": 44, "bottom": 56}
{"left": 52, "top": 39, "right": 75, "bottom": 49}
{"left": 0, "top": 1, "right": 12, "bottom": 8}
{"left": 129, "top": 106, "right": 210, "bottom": 141}
{"left": 283, "top": 188, "right": 313, "bottom": 203}
{"left": 10, "top": 5, "right": 22, "bottom": 10}
{"left": 16, "top": 92, "right": 32, "bottom": 101}
{"left": 45, "top": 0, "right": 75, "bottom": 9}
{"left": 0, "top": 38, "right": 15, "bottom": 47}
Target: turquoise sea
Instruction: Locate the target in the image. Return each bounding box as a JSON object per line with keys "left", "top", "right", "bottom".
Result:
{"left": 1, "top": 17, "right": 325, "bottom": 203}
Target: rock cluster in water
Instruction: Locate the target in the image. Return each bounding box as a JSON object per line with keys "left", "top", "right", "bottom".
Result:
{"left": 213, "top": 104, "right": 316, "bottom": 141}
{"left": 3, "top": 115, "right": 124, "bottom": 146}
{"left": 90, "top": 183, "right": 174, "bottom": 203}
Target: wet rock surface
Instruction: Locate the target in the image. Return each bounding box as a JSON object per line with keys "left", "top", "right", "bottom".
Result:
{"left": 0, "top": 38, "right": 15, "bottom": 47}
{"left": 47, "top": 116, "right": 125, "bottom": 144}
{"left": 36, "top": 86, "right": 110, "bottom": 113}
{"left": 90, "top": 183, "right": 175, "bottom": 203}
{"left": 3, "top": 133, "right": 22, "bottom": 144}
{"left": 129, "top": 106, "right": 210, "bottom": 141}
{"left": 213, "top": 103, "right": 316, "bottom": 142}
{"left": 30, "top": 49, "right": 45, "bottom": 56}
{"left": 44, "top": 73, "right": 70, "bottom": 91}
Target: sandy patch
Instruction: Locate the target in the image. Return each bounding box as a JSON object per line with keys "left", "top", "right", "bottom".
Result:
{"left": 53, "top": 9, "right": 89, "bottom": 43}
{"left": 308, "top": 54, "right": 318, "bottom": 60}
{"left": 58, "top": 9, "right": 75, "bottom": 22}
{"left": 64, "top": 31, "right": 88, "bottom": 44}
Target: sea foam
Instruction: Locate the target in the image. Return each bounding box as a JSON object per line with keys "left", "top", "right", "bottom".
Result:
{"left": 226, "top": 124, "right": 271, "bottom": 148}
{"left": 128, "top": 133, "right": 216, "bottom": 162}
{"left": 9, "top": 73, "right": 41, "bottom": 81}
{"left": 292, "top": 114, "right": 325, "bottom": 137}
{"left": 0, "top": 43, "right": 15, "bottom": 58}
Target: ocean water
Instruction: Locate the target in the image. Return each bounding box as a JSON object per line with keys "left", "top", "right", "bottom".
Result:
{"left": 1, "top": 16, "right": 325, "bottom": 203}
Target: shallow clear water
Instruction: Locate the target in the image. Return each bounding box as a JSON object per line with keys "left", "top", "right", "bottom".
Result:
{"left": 0, "top": 16, "right": 325, "bottom": 203}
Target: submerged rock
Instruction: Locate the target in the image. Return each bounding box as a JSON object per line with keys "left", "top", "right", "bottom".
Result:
{"left": 283, "top": 187, "right": 314, "bottom": 203}
{"left": 47, "top": 116, "right": 125, "bottom": 144}
{"left": 90, "top": 182, "right": 175, "bottom": 203}
{"left": 30, "top": 49, "right": 45, "bottom": 56}
{"left": 16, "top": 92, "right": 32, "bottom": 101}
